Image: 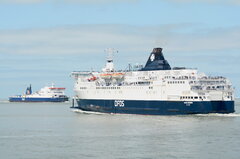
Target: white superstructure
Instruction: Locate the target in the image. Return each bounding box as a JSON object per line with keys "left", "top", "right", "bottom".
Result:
{"left": 71, "top": 48, "right": 234, "bottom": 115}
{"left": 26, "top": 84, "right": 66, "bottom": 98}
{"left": 72, "top": 50, "right": 234, "bottom": 102}
{"left": 9, "top": 84, "right": 69, "bottom": 102}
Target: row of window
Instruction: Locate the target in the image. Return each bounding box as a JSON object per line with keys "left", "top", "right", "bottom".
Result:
{"left": 124, "top": 81, "right": 151, "bottom": 85}
{"left": 180, "top": 96, "right": 206, "bottom": 100}
{"left": 165, "top": 76, "right": 196, "bottom": 80}
{"left": 168, "top": 81, "right": 185, "bottom": 84}
{"left": 83, "top": 86, "right": 153, "bottom": 90}
{"left": 96, "top": 87, "right": 121, "bottom": 90}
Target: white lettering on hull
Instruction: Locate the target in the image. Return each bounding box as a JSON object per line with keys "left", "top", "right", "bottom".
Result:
{"left": 114, "top": 100, "right": 125, "bottom": 107}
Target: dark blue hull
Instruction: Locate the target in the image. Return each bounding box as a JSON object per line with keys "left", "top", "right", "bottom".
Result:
{"left": 74, "top": 99, "right": 235, "bottom": 115}
{"left": 9, "top": 97, "right": 69, "bottom": 102}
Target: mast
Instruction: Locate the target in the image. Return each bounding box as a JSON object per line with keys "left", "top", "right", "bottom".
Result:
{"left": 102, "top": 48, "right": 118, "bottom": 72}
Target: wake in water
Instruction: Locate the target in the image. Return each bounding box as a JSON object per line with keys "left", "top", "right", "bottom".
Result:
{"left": 0, "top": 100, "right": 9, "bottom": 103}
{"left": 71, "top": 108, "right": 240, "bottom": 117}
{"left": 196, "top": 113, "right": 240, "bottom": 117}
{"left": 71, "top": 108, "right": 106, "bottom": 115}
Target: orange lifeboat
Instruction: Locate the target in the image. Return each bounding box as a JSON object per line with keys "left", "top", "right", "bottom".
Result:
{"left": 100, "top": 73, "right": 112, "bottom": 79}
{"left": 100, "top": 72, "right": 125, "bottom": 79}
{"left": 112, "top": 73, "right": 125, "bottom": 79}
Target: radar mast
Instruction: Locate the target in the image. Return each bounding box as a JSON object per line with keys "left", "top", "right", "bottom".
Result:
{"left": 102, "top": 48, "right": 118, "bottom": 72}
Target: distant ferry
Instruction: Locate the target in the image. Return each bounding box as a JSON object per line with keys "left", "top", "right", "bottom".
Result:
{"left": 9, "top": 84, "right": 69, "bottom": 102}
{"left": 71, "top": 48, "right": 234, "bottom": 115}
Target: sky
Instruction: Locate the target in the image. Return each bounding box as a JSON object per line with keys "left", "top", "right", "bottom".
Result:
{"left": 0, "top": 0, "right": 240, "bottom": 98}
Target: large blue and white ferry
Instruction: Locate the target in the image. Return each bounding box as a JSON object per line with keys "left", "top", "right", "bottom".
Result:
{"left": 71, "top": 48, "right": 234, "bottom": 115}
{"left": 9, "top": 84, "right": 69, "bottom": 102}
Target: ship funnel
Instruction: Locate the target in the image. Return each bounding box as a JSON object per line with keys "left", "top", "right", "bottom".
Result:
{"left": 25, "top": 84, "right": 32, "bottom": 95}
{"left": 141, "top": 48, "right": 171, "bottom": 71}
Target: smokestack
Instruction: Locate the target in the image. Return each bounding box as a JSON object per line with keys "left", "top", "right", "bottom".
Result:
{"left": 141, "top": 48, "right": 171, "bottom": 71}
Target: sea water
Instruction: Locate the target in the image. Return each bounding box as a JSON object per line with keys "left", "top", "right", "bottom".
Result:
{"left": 0, "top": 99, "right": 240, "bottom": 159}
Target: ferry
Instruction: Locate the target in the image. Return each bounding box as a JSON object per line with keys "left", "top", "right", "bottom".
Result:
{"left": 71, "top": 48, "right": 234, "bottom": 115}
{"left": 9, "top": 84, "right": 69, "bottom": 102}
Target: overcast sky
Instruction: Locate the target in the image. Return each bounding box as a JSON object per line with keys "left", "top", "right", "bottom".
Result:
{"left": 0, "top": 0, "right": 239, "bottom": 98}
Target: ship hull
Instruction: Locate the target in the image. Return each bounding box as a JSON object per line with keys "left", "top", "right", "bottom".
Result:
{"left": 74, "top": 99, "right": 234, "bottom": 115}
{"left": 9, "top": 97, "right": 69, "bottom": 102}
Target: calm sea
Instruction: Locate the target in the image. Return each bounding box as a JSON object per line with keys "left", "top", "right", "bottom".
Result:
{"left": 0, "top": 99, "right": 240, "bottom": 159}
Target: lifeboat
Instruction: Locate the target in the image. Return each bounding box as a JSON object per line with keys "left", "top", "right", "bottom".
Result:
{"left": 100, "top": 73, "right": 112, "bottom": 79}
{"left": 112, "top": 73, "right": 125, "bottom": 79}
{"left": 100, "top": 72, "right": 125, "bottom": 79}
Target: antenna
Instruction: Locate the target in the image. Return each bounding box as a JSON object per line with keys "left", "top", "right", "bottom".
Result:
{"left": 102, "top": 48, "right": 118, "bottom": 72}
{"left": 104, "top": 48, "right": 118, "bottom": 62}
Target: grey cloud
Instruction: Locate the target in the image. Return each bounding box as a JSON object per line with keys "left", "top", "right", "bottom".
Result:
{"left": 0, "top": 0, "right": 139, "bottom": 4}
{"left": 0, "top": 24, "right": 239, "bottom": 55}
{"left": 1, "top": 0, "right": 240, "bottom": 5}
{"left": 166, "top": 0, "right": 240, "bottom": 5}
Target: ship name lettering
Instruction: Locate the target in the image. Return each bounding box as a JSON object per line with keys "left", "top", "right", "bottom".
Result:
{"left": 184, "top": 102, "right": 193, "bottom": 106}
{"left": 114, "top": 100, "right": 125, "bottom": 107}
